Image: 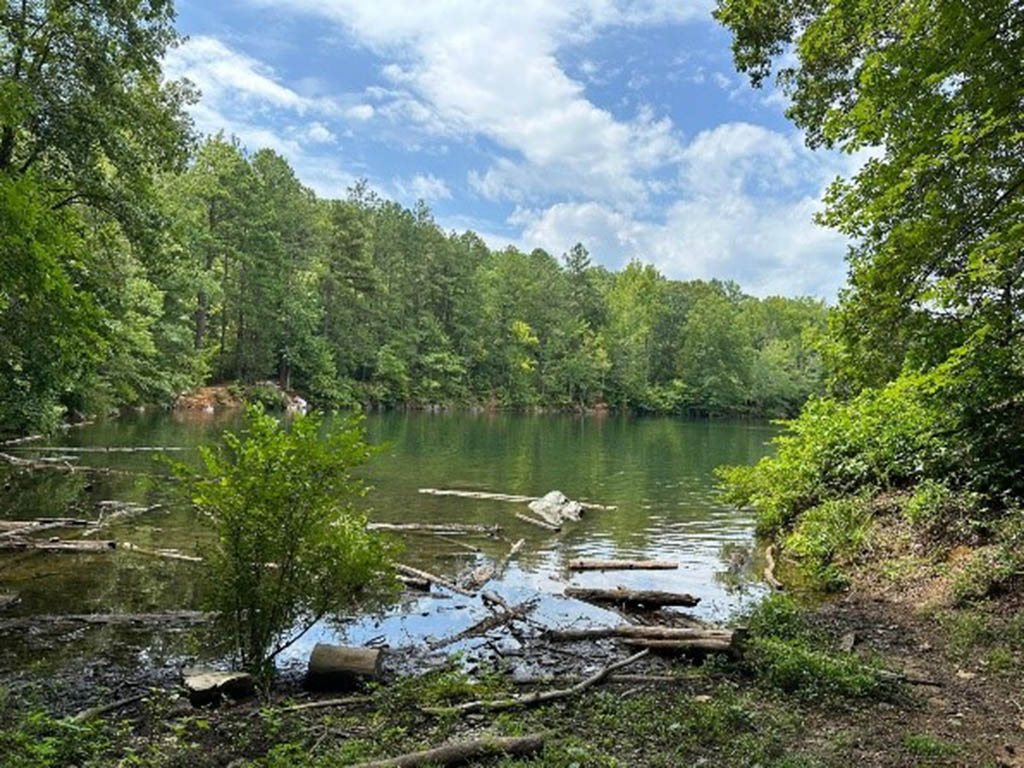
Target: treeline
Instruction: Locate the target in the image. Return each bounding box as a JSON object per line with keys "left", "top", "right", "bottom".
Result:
{"left": 0, "top": 4, "right": 826, "bottom": 435}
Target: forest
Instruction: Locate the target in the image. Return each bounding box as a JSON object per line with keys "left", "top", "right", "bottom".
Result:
{"left": 0, "top": 2, "right": 826, "bottom": 436}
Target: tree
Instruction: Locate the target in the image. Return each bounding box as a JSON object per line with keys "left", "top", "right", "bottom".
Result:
{"left": 180, "top": 406, "right": 395, "bottom": 682}
{"left": 716, "top": 0, "right": 1024, "bottom": 493}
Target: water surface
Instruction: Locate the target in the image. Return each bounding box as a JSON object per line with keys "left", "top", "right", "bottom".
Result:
{"left": 0, "top": 411, "right": 777, "bottom": 667}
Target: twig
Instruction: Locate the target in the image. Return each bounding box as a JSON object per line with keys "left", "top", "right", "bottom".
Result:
{"left": 72, "top": 693, "right": 147, "bottom": 722}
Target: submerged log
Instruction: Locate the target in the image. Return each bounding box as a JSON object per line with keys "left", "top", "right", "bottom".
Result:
{"left": 0, "top": 538, "right": 116, "bottom": 553}
{"left": 568, "top": 559, "right": 678, "bottom": 571}
{"left": 349, "top": 733, "right": 546, "bottom": 768}
{"left": 120, "top": 542, "right": 202, "bottom": 563}
{"left": 564, "top": 587, "right": 700, "bottom": 608}
{"left": 395, "top": 563, "right": 474, "bottom": 596}
{"left": 418, "top": 488, "right": 616, "bottom": 511}
{"left": 0, "top": 611, "right": 211, "bottom": 631}
{"left": 306, "top": 644, "right": 382, "bottom": 691}
{"left": 429, "top": 598, "right": 537, "bottom": 649}
{"left": 367, "top": 523, "right": 501, "bottom": 536}
{"left": 514, "top": 513, "right": 560, "bottom": 532}
{"left": 423, "top": 650, "right": 650, "bottom": 716}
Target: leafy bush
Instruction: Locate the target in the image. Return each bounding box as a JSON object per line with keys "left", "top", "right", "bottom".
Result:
{"left": 951, "top": 510, "right": 1024, "bottom": 603}
{"left": 719, "top": 371, "right": 952, "bottom": 535}
{"left": 180, "top": 405, "right": 396, "bottom": 682}
{"left": 785, "top": 495, "right": 874, "bottom": 590}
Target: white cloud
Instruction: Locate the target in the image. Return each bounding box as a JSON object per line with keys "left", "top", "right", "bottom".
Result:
{"left": 345, "top": 104, "right": 375, "bottom": 121}
{"left": 395, "top": 173, "right": 452, "bottom": 202}
{"left": 304, "top": 121, "right": 336, "bottom": 143}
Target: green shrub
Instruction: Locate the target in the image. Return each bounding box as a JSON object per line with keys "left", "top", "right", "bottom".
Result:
{"left": 179, "top": 405, "right": 396, "bottom": 682}
{"left": 952, "top": 510, "right": 1024, "bottom": 603}
{"left": 904, "top": 479, "right": 989, "bottom": 543}
{"left": 785, "top": 495, "right": 874, "bottom": 590}
{"left": 718, "top": 371, "right": 950, "bottom": 535}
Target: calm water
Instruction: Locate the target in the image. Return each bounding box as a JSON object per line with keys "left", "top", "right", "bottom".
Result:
{"left": 0, "top": 411, "right": 777, "bottom": 667}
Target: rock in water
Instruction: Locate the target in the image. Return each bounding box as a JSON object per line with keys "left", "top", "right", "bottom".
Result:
{"left": 182, "top": 668, "right": 256, "bottom": 707}
{"left": 528, "top": 491, "right": 585, "bottom": 525}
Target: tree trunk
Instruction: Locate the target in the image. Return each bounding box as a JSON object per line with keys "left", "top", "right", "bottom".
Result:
{"left": 305, "top": 644, "right": 382, "bottom": 691}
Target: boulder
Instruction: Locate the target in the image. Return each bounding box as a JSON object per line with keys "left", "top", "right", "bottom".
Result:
{"left": 528, "top": 491, "right": 585, "bottom": 526}
{"left": 182, "top": 668, "right": 256, "bottom": 707}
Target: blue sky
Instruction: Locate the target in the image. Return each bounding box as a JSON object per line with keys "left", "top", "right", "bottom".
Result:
{"left": 165, "top": 0, "right": 860, "bottom": 298}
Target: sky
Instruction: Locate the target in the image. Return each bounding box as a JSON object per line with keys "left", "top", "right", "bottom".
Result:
{"left": 164, "top": 0, "right": 860, "bottom": 299}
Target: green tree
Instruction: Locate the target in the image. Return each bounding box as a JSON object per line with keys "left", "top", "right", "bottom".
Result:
{"left": 180, "top": 406, "right": 395, "bottom": 682}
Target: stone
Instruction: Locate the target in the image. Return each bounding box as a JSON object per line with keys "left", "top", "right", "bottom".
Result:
{"left": 528, "top": 491, "right": 585, "bottom": 526}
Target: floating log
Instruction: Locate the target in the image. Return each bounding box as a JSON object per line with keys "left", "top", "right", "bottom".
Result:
{"left": 367, "top": 523, "right": 501, "bottom": 536}
{"left": 418, "top": 488, "right": 616, "bottom": 511}
{"left": 429, "top": 598, "right": 537, "bottom": 649}
{"left": 564, "top": 587, "right": 700, "bottom": 608}
{"left": 568, "top": 559, "right": 678, "bottom": 571}
{"left": 0, "top": 452, "right": 168, "bottom": 478}
{"left": 306, "top": 644, "right": 382, "bottom": 691}
{"left": 395, "top": 563, "right": 474, "bottom": 596}
{"left": 547, "top": 625, "right": 735, "bottom": 642}
{"left": 423, "top": 650, "right": 650, "bottom": 716}
{"left": 397, "top": 574, "right": 431, "bottom": 591}
{"left": 120, "top": 542, "right": 203, "bottom": 563}
{"left": 1, "top": 433, "right": 44, "bottom": 446}
{"left": 0, "top": 539, "right": 117, "bottom": 553}
{"left": 764, "top": 544, "right": 784, "bottom": 590}
{"left": 463, "top": 537, "right": 525, "bottom": 590}
{"left": 0, "top": 593, "right": 19, "bottom": 611}
{"left": 349, "top": 734, "right": 546, "bottom": 768}
{"left": 7, "top": 446, "right": 185, "bottom": 453}
{"left": 514, "top": 513, "right": 560, "bottom": 532}
{"left": 183, "top": 669, "right": 256, "bottom": 706}
{"left": 0, "top": 518, "right": 94, "bottom": 539}
{"left": 0, "top": 611, "right": 211, "bottom": 631}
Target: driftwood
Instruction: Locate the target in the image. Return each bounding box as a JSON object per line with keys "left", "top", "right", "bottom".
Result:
{"left": 397, "top": 574, "right": 431, "bottom": 591}
{"left": 0, "top": 593, "right": 19, "bottom": 611}
{"left": 7, "top": 445, "right": 184, "bottom": 453}
{"left": 278, "top": 695, "right": 372, "bottom": 713}
{"left": 568, "top": 559, "right": 678, "bottom": 571}
{"left": 120, "top": 542, "right": 203, "bottom": 563}
{"left": 72, "top": 693, "right": 147, "bottom": 722}
{"left": 514, "top": 513, "right": 560, "bottom": 532}
{"left": 0, "top": 538, "right": 117, "bottom": 553}
{"left": 547, "top": 625, "right": 734, "bottom": 642}
{"left": 429, "top": 598, "right": 537, "bottom": 649}
{"left": 1, "top": 433, "right": 44, "bottom": 446}
{"left": 513, "top": 673, "right": 686, "bottom": 686}
{"left": 0, "top": 518, "right": 94, "bottom": 539}
{"left": 0, "top": 611, "right": 211, "bottom": 631}
{"left": 418, "top": 488, "right": 616, "bottom": 511}
{"left": 367, "top": 523, "right": 501, "bottom": 536}
{"left": 423, "top": 649, "right": 650, "bottom": 715}
{"left": 349, "top": 734, "right": 546, "bottom": 768}
{"left": 764, "top": 544, "right": 784, "bottom": 590}
{"left": 564, "top": 587, "right": 700, "bottom": 608}
{"left": 463, "top": 537, "right": 524, "bottom": 590}
{"left": 395, "top": 563, "right": 474, "bottom": 596}
{"left": 621, "top": 638, "right": 738, "bottom": 656}
{"left": 306, "top": 644, "right": 382, "bottom": 691}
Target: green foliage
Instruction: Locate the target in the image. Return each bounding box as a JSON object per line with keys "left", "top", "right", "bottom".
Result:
{"left": 743, "top": 595, "right": 891, "bottom": 701}
{"left": 785, "top": 495, "right": 874, "bottom": 590}
{"left": 178, "top": 405, "right": 395, "bottom": 680}
{"left": 0, "top": 692, "right": 116, "bottom": 768}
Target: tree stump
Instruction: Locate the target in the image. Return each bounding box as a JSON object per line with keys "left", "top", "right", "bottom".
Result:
{"left": 306, "top": 643, "right": 382, "bottom": 691}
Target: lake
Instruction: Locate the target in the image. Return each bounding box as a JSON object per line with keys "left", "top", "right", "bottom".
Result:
{"left": 0, "top": 411, "right": 777, "bottom": 670}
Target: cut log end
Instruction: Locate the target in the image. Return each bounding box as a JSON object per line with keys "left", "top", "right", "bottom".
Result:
{"left": 306, "top": 644, "right": 382, "bottom": 691}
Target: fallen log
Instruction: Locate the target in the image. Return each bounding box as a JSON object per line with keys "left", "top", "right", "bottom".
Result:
{"left": 418, "top": 488, "right": 616, "bottom": 511}
{"left": 764, "top": 544, "right": 784, "bottom": 590}
{"left": 367, "top": 523, "right": 501, "bottom": 536}
{"left": 513, "top": 673, "right": 686, "bottom": 686}
{"left": 546, "top": 625, "right": 734, "bottom": 642}
{"left": 564, "top": 587, "right": 700, "bottom": 608}
{"left": 120, "top": 542, "right": 202, "bottom": 563}
{"left": 429, "top": 598, "right": 537, "bottom": 649}
{"left": 568, "top": 559, "right": 678, "bottom": 571}
{"left": 395, "top": 563, "right": 474, "bottom": 596}
{"left": 0, "top": 593, "right": 19, "bottom": 611}
{"left": 0, "top": 518, "right": 94, "bottom": 539}
{"left": 463, "top": 537, "right": 524, "bottom": 590}
{"left": 349, "top": 733, "right": 546, "bottom": 768}
{"left": 0, "top": 539, "right": 117, "bottom": 553}
{"left": 1, "top": 433, "right": 44, "bottom": 446}
{"left": 278, "top": 695, "right": 371, "bottom": 713}
{"left": 0, "top": 611, "right": 211, "bottom": 631}
{"left": 183, "top": 669, "right": 256, "bottom": 706}
{"left": 0, "top": 452, "right": 169, "bottom": 478}
{"left": 422, "top": 650, "right": 650, "bottom": 716}
{"left": 8, "top": 446, "right": 185, "bottom": 453}
{"left": 306, "top": 644, "right": 382, "bottom": 691}
{"left": 514, "top": 513, "right": 560, "bottom": 532}
{"left": 397, "top": 574, "right": 431, "bottom": 591}
{"left": 72, "top": 693, "right": 148, "bottom": 722}
{"left": 620, "top": 638, "right": 738, "bottom": 656}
